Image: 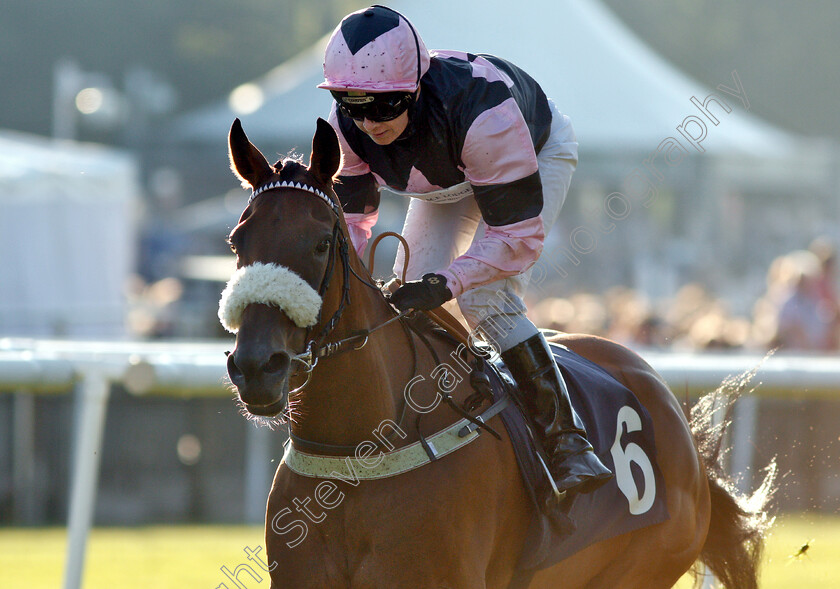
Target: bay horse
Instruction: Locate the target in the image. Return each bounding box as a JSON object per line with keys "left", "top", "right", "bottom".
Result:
{"left": 220, "top": 117, "right": 773, "bottom": 588}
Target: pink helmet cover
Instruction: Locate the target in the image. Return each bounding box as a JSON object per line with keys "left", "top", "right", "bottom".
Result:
{"left": 318, "top": 6, "right": 431, "bottom": 92}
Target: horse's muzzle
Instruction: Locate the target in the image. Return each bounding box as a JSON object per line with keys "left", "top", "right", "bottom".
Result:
{"left": 227, "top": 345, "right": 292, "bottom": 415}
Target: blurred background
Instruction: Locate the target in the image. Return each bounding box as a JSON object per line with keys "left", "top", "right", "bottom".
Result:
{"left": 1, "top": 0, "right": 839, "bottom": 586}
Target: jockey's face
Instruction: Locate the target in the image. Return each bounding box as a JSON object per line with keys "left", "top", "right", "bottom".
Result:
{"left": 353, "top": 110, "right": 410, "bottom": 145}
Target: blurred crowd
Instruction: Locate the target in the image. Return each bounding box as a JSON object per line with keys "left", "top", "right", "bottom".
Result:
{"left": 125, "top": 236, "right": 840, "bottom": 354}
{"left": 528, "top": 237, "right": 840, "bottom": 353}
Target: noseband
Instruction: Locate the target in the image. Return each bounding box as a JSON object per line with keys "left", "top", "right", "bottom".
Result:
{"left": 219, "top": 262, "right": 323, "bottom": 331}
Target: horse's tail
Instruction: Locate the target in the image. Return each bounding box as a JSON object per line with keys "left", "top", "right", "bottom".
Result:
{"left": 689, "top": 368, "right": 777, "bottom": 589}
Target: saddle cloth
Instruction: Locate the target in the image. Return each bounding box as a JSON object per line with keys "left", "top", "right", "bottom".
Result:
{"left": 480, "top": 343, "right": 670, "bottom": 575}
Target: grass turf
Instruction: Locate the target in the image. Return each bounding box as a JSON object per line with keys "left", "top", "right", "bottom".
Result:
{"left": 0, "top": 513, "right": 837, "bottom": 588}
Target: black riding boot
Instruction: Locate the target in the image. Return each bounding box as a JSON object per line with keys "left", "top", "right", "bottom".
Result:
{"left": 502, "top": 333, "right": 613, "bottom": 499}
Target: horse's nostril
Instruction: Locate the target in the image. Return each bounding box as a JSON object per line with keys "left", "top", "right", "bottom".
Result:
{"left": 264, "top": 352, "right": 290, "bottom": 375}
{"left": 227, "top": 353, "right": 245, "bottom": 385}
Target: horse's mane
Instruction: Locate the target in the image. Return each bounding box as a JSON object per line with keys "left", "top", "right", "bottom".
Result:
{"left": 271, "top": 153, "right": 304, "bottom": 170}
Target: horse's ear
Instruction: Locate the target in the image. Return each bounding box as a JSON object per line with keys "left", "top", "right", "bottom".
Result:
{"left": 228, "top": 118, "right": 273, "bottom": 189}
{"left": 309, "top": 118, "right": 342, "bottom": 186}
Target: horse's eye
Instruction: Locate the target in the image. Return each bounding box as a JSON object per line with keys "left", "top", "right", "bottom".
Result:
{"left": 228, "top": 227, "right": 245, "bottom": 255}
{"left": 315, "top": 238, "right": 331, "bottom": 254}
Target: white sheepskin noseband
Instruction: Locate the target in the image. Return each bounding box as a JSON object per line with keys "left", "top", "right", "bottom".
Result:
{"left": 218, "top": 262, "right": 322, "bottom": 333}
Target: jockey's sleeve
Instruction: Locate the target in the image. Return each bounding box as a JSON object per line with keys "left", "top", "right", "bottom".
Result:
{"left": 344, "top": 208, "right": 379, "bottom": 260}
{"left": 339, "top": 178, "right": 379, "bottom": 259}
{"left": 438, "top": 202, "right": 546, "bottom": 299}
{"left": 328, "top": 107, "right": 380, "bottom": 258}
{"left": 437, "top": 98, "right": 546, "bottom": 298}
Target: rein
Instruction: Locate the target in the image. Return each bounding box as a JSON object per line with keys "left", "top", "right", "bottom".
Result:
{"left": 368, "top": 231, "right": 474, "bottom": 350}
{"left": 287, "top": 309, "right": 410, "bottom": 386}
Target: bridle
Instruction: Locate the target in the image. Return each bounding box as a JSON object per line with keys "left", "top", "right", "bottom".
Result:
{"left": 241, "top": 175, "right": 498, "bottom": 454}
{"left": 247, "top": 177, "right": 408, "bottom": 395}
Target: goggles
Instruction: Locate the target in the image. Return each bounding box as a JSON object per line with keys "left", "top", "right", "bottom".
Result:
{"left": 330, "top": 91, "right": 414, "bottom": 122}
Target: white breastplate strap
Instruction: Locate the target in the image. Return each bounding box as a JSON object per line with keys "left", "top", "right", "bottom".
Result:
{"left": 283, "top": 418, "right": 479, "bottom": 480}
{"left": 282, "top": 395, "right": 510, "bottom": 480}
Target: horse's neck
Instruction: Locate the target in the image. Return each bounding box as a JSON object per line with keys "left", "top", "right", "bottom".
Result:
{"left": 288, "top": 254, "right": 475, "bottom": 450}
{"left": 288, "top": 255, "right": 416, "bottom": 447}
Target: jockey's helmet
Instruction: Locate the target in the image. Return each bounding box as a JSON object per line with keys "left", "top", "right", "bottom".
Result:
{"left": 318, "top": 5, "right": 430, "bottom": 93}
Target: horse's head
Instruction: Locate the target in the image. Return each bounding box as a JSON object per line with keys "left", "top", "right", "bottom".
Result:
{"left": 221, "top": 118, "right": 343, "bottom": 417}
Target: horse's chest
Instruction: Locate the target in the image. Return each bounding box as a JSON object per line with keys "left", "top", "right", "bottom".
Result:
{"left": 266, "top": 475, "right": 463, "bottom": 586}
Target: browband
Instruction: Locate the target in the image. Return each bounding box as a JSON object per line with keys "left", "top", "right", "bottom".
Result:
{"left": 250, "top": 180, "right": 339, "bottom": 214}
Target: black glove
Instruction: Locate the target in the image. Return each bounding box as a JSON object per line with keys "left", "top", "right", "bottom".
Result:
{"left": 390, "top": 273, "right": 453, "bottom": 311}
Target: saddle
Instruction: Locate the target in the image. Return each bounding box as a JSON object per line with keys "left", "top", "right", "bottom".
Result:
{"left": 466, "top": 339, "right": 670, "bottom": 582}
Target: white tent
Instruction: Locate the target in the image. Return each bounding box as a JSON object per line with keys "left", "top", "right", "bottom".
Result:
{"left": 171, "top": 0, "right": 794, "bottom": 156}
{"left": 0, "top": 131, "right": 140, "bottom": 337}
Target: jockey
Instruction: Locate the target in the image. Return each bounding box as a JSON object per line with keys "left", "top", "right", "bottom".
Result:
{"left": 318, "top": 5, "right": 612, "bottom": 498}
